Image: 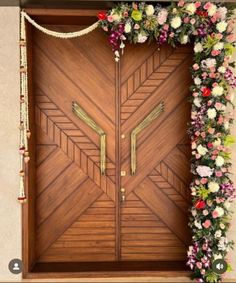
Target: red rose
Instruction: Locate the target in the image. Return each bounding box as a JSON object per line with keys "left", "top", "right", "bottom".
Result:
{"left": 195, "top": 200, "right": 206, "bottom": 210}
{"left": 207, "top": 142, "right": 213, "bottom": 148}
{"left": 202, "top": 87, "right": 211, "bottom": 97}
{"left": 98, "top": 11, "right": 107, "bottom": 20}
{"left": 196, "top": 10, "right": 208, "bottom": 17}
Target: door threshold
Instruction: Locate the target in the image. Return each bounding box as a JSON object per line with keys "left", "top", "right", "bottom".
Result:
{"left": 24, "top": 261, "right": 191, "bottom": 279}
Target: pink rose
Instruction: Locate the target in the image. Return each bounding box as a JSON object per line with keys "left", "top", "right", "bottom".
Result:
{"left": 201, "top": 178, "right": 208, "bottom": 184}
{"left": 202, "top": 219, "right": 211, "bottom": 229}
{"left": 208, "top": 128, "right": 215, "bottom": 134}
{"left": 195, "top": 2, "right": 201, "bottom": 8}
{"left": 211, "top": 50, "right": 220, "bottom": 56}
{"left": 196, "top": 154, "right": 201, "bottom": 159}
{"left": 212, "top": 210, "right": 219, "bottom": 218}
{"left": 212, "top": 82, "right": 218, "bottom": 87}
{"left": 169, "top": 32, "right": 175, "bottom": 38}
{"left": 227, "top": 34, "right": 235, "bottom": 43}
{"left": 178, "top": 0, "right": 185, "bottom": 7}
{"left": 184, "top": 17, "right": 190, "bottom": 24}
{"left": 209, "top": 73, "right": 216, "bottom": 78}
{"left": 107, "top": 15, "right": 114, "bottom": 22}
{"left": 134, "top": 24, "right": 140, "bottom": 30}
{"left": 215, "top": 102, "right": 222, "bottom": 110}
{"left": 163, "top": 24, "right": 169, "bottom": 31}
{"left": 201, "top": 132, "right": 206, "bottom": 138}
{"left": 196, "top": 262, "right": 203, "bottom": 269}
{"left": 202, "top": 72, "right": 208, "bottom": 79}
{"left": 204, "top": 2, "right": 212, "bottom": 10}
{"left": 193, "top": 92, "right": 199, "bottom": 97}
{"left": 190, "top": 18, "right": 196, "bottom": 25}
{"left": 215, "top": 171, "right": 223, "bottom": 177}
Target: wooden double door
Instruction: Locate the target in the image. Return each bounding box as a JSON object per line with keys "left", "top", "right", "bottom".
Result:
{"left": 33, "top": 24, "right": 192, "bottom": 268}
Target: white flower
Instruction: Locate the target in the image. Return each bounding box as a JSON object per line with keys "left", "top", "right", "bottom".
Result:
{"left": 202, "top": 58, "right": 216, "bottom": 69}
{"left": 197, "top": 145, "right": 208, "bottom": 156}
{"left": 146, "top": 4, "right": 155, "bottom": 16}
{"left": 181, "top": 35, "right": 188, "bottom": 44}
{"left": 171, "top": 16, "right": 182, "bottom": 29}
{"left": 185, "top": 3, "right": 196, "bottom": 15}
{"left": 218, "top": 7, "right": 228, "bottom": 20}
{"left": 218, "top": 66, "right": 226, "bottom": 74}
{"left": 215, "top": 156, "right": 225, "bottom": 167}
{"left": 194, "top": 43, "right": 203, "bottom": 53}
{"left": 157, "top": 9, "right": 168, "bottom": 25}
{"left": 124, "top": 23, "right": 132, "bottom": 33}
{"left": 196, "top": 165, "right": 213, "bottom": 177}
{"left": 194, "top": 77, "right": 202, "bottom": 85}
{"left": 214, "top": 253, "right": 223, "bottom": 260}
{"left": 216, "top": 21, "right": 228, "bottom": 33}
{"left": 137, "top": 34, "right": 148, "bottom": 43}
{"left": 208, "top": 4, "right": 217, "bottom": 17}
{"left": 111, "top": 11, "right": 122, "bottom": 22}
{"left": 192, "top": 209, "right": 197, "bottom": 217}
{"left": 207, "top": 108, "right": 217, "bottom": 119}
{"left": 213, "top": 139, "right": 221, "bottom": 147}
{"left": 224, "top": 201, "right": 231, "bottom": 209}
{"left": 214, "top": 206, "right": 225, "bottom": 217}
{"left": 212, "top": 85, "right": 224, "bottom": 97}
{"left": 193, "top": 98, "right": 201, "bottom": 108}
{"left": 220, "top": 223, "right": 226, "bottom": 230}
{"left": 194, "top": 220, "right": 202, "bottom": 229}
{"left": 224, "top": 121, "right": 229, "bottom": 130}
{"left": 208, "top": 182, "right": 220, "bottom": 193}
{"left": 215, "top": 230, "right": 222, "bottom": 238}
{"left": 218, "top": 237, "right": 227, "bottom": 251}
{"left": 213, "top": 42, "right": 224, "bottom": 51}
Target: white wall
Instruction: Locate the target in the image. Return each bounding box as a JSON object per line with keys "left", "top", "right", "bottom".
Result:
{"left": 0, "top": 6, "right": 235, "bottom": 282}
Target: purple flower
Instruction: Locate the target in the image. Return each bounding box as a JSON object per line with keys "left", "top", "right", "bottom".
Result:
{"left": 224, "top": 68, "right": 236, "bottom": 88}
{"left": 221, "top": 183, "right": 236, "bottom": 201}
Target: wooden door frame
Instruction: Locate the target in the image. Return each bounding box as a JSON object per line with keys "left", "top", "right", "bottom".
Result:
{"left": 22, "top": 8, "right": 191, "bottom": 279}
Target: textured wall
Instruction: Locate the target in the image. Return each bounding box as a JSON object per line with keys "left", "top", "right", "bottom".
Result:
{"left": 0, "top": 6, "right": 236, "bottom": 282}
{"left": 0, "top": 6, "right": 21, "bottom": 282}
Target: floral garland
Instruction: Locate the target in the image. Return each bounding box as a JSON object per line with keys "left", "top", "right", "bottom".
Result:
{"left": 98, "top": 2, "right": 236, "bottom": 282}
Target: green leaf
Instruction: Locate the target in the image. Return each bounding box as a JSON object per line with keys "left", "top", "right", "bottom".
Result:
{"left": 197, "top": 186, "right": 209, "bottom": 200}
{"left": 203, "top": 35, "right": 219, "bottom": 52}
{"left": 224, "top": 135, "right": 236, "bottom": 147}
{"left": 205, "top": 271, "right": 219, "bottom": 283}
{"left": 224, "top": 43, "right": 236, "bottom": 56}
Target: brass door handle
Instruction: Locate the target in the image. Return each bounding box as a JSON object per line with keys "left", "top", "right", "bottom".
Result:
{"left": 130, "top": 101, "right": 164, "bottom": 175}
{"left": 72, "top": 101, "right": 106, "bottom": 175}
{"left": 120, "top": 187, "right": 126, "bottom": 203}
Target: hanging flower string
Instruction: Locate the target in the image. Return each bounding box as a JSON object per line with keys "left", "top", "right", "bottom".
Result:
{"left": 98, "top": 2, "right": 236, "bottom": 282}
{"left": 19, "top": 11, "right": 30, "bottom": 203}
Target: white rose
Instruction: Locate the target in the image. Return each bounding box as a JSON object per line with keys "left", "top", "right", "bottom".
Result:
{"left": 203, "top": 58, "right": 216, "bottom": 69}
{"left": 194, "top": 220, "right": 202, "bottom": 229}
{"left": 218, "top": 66, "right": 226, "bottom": 74}
{"left": 112, "top": 12, "right": 122, "bottom": 22}
{"left": 220, "top": 223, "right": 225, "bottom": 230}
{"left": 212, "top": 85, "right": 224, "bottom": 97}
{"left": 224, "top": 201, "right": 231, "bottom": 209}
{"left": 215, "top": 156, "right": 225, "bottom": 167}
{"left": 196, "top": 165, "right": 213, "bottom": 177}
{"left": 194, "top": 43, "right": 203, "bottom": 53}
{"left": 185, "top": 3, "right": 196, "bottom": 15}
{"left": 194, "top": 77, "right": 202, "bottom": 85}
{"left": 224, "top": 121, "right": 229, "bottom": 130}
{"left": 207, "top": 108, "right": 217, "bottom": 119}
{"left": 146, "top": 4, "right": 155, "bottom": 16}
{"left": 171, "top": 16, "right": 182, "bottom": 29}
{"left": 208, "top": 4, "right": 217, "bottom": 17}
{"left": 124, "top": 23, "right": 132, "bottom": 33}
{"left": 214, "top": 206, "right": 225, "bottom": 217}
{"left": 218, "top": 7, "right": 227, "bottom": 20}
{"left": 197, "top": 145, "right": 208, "bottom": 156}
{"left": 216, "top": 21, "right": 228, "bottom": 33}
{"left": 181, "top": 35, "right": 188, "bottom": 44}
{"left": 213, "top": 42, "right": 224, "bottom": 51}
{"left": 214, "top": 253, "right": 223, "bottom": 260}
{"left": 193, "top": 98, "right": 201, "bottom": 108}
{"left": 208, "top": 182, "right": 220, "bottom": 193}
{"left": 215, "top": 230, "right": 222, "bottom": 238}
{"left": 137, "top": 34, "right": 148, "bottom": 43}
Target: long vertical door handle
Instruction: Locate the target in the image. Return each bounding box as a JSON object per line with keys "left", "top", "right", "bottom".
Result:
{"left": 72, "top": 101, "right": 106, "bottom": 175}
{"left": 131, "top": 101, "right": 164, "bottom": 175}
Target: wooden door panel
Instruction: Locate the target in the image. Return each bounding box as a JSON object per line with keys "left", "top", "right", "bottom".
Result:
{"left": 33, "top": 25, "right": 117, "bottom": 263}
{"left": 120, "top": 43, "right": 192, "bottom": 261}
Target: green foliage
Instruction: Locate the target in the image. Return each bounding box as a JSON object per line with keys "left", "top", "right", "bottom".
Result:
{"left": 224, "top": 135, "right": 236, "bottom": 147}
{"left": 205, "top": 271, "right": 219, "bottom": 283}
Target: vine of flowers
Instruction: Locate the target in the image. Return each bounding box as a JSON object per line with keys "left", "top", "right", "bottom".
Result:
{"left": 98, "top": 2, "right": 236, "bottom": 282}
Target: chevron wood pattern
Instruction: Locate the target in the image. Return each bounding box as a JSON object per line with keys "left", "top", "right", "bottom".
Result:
{"left": 30, "top": 24, "right": 193, "bottom": 269}
{"left": 120, "top": 45, "right": 192, "bottom": 124}
{"left": 120, "top": 43, "right": 192, "bottom": 261}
